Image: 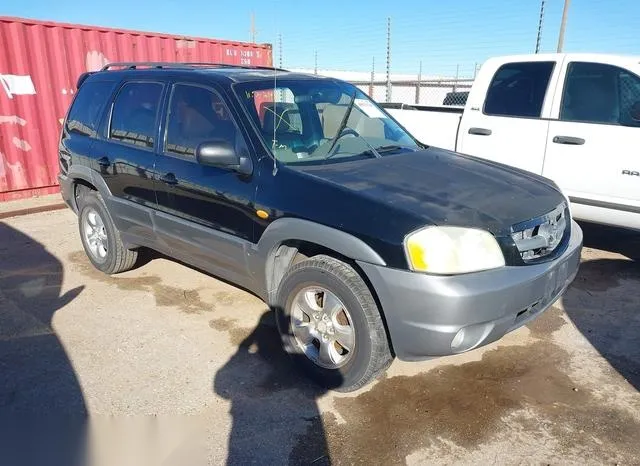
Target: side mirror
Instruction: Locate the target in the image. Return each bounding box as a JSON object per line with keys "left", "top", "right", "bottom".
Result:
{"left": 630, "top": 101, "right": 640, "bottom": 122}
{"left": 195, "top": 141, "right": 253, "bottom": 176}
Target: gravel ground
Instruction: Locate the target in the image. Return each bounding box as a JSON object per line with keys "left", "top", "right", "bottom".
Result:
{"left": 0, "top": 209, "right": 638, "bottom": 465}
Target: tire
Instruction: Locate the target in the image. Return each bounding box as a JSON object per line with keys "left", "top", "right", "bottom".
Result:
{"left": 274, "top": 254, "right": 393, "bottom": 392}
{"left": 77, "top": 190, "right": 138, "bottom": 274}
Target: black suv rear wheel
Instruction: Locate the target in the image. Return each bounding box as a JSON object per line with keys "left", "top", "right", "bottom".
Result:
{"left": 77, "top": 190, "right": 138, "bottom": 274}
{"left": 275, "top": 255, "right": 393, "bottom": 392}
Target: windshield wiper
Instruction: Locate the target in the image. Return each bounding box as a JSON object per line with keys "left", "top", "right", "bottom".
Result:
{"left": 324, "top": 91, "right": 357, "bottom": 158}
{"left": 373, "top": 145, "right": 415, "bottom": 153}
{"left": 325, "top": 132, "right": 383, "bottom": 161}
{"left": 355, "top": 144, "right": 417, "bottom": 158}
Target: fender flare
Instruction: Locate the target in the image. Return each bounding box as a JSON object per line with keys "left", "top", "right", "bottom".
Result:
{"left": 65, "top": 166, "right": 112, "bottom": 208}
{"left": 248, "top": 217, "right": 386, "bottom": 303}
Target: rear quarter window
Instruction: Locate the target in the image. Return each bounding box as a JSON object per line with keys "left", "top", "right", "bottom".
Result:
{"left": 65, "top": 80, "right": 116, "bottom": 137}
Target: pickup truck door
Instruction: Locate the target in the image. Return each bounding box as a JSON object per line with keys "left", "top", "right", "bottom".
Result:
{"left": 542, "top": 59, "right": 640, "bottom": 225}
{"left": 457, "top": 59, "right": 559, "bottom": 174}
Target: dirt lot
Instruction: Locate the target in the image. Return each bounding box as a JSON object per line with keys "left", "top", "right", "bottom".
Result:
{"left": 1, "top": 209, "right": 638, "bottom": 465}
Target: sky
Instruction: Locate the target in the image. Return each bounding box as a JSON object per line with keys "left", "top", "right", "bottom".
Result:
{"left": 4, "top": 0, "right": 639, "bottom": 76}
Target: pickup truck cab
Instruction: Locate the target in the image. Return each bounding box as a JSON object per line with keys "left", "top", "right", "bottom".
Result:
{"left": 389, "top": 53, "right": 640, "bottom": 230}
{"left": 58, "top": 62, "right": 582, "bottom": 391}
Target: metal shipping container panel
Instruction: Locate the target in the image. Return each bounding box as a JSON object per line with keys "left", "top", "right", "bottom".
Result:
{"left": 0, "top": 16, "right": 272, "bottom": 201}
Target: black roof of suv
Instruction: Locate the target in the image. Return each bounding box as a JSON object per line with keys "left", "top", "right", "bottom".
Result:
{"left": 57, "top": 61, "right": 581, "bottom": 391}
{"left": 78, "top": 62, "right": 327, "bottom": 87}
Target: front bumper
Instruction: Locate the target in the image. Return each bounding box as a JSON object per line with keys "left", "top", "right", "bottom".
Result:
{"left": 358, "top": 220, "right": 583, "bottom": 360}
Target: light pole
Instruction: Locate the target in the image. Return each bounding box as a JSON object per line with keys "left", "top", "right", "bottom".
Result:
{"left": 557, "top": 0, "right": 571, "bottom": 53}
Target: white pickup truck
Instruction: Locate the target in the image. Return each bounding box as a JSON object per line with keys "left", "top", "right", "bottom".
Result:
{"left": 387, "top": 53, "right": 640, "bottom": 230}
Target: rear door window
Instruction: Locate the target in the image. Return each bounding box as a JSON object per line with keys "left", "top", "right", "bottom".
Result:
{"left": 560, "top": 61, "right": 640, "bottom": 126}
{"left": 109, "top": 82, "right": 163, "bottom": 149}
{"left": 65, "top": 80, "right": 116, "bottom": 137}
{"left": 484, "top": 61, "right": 555, "bottom": 118}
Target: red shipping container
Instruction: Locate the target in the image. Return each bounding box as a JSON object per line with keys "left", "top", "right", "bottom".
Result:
{"left": 0, "top": 16, "right": 273, "bottom": 201}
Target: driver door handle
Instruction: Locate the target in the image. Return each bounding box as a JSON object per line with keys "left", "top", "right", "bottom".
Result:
{"left": 468, "top": 127, "right": 492, "bottom": 136}
{"left": 553, "top": 135, "right": 585, "bottom": 145}
{"left": 160, "top": 173, "right": 178, "bottom": 185}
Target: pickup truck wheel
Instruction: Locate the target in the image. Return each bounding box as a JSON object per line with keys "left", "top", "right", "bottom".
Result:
{"left": 275, "top": 255, "right": 393, "bottom": 392}
{"left": 77, "top": 191, "right": 138, "bottom": 274}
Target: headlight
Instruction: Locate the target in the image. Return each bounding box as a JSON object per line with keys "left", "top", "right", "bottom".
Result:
{"left": 404, "top": 226, "right": 505, "bottom": 274}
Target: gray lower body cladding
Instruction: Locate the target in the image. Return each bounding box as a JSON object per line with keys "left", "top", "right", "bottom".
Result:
{"left": 57, "top": 174, "right": 74, "bottom": 211}
{"left": 358, "top": 220, "right": 583, "bottom": 360}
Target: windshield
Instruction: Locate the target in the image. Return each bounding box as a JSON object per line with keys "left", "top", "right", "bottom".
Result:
{"left": 234, "top": 79, "right": 420, "bottom": 165}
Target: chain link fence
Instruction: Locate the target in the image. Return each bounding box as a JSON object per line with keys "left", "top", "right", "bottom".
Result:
{"left": 350, "top": 78, "right": 473, "bottom": 107}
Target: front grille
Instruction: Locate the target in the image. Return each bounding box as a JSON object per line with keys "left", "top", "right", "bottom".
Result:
{"left": 511, "top": 203, "right": 568, "bottom": 262}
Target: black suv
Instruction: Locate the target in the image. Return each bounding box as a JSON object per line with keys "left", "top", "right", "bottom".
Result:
{"left": 58, "top": 62, "right": 582, "bottom": 391}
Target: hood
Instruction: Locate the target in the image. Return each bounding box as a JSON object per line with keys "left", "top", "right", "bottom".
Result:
{"left": 297, "top": 148, "right": 565, "bottom": 234}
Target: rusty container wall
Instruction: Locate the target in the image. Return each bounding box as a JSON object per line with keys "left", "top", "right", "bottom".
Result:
{"left": 0, "top": 17, "right": 273, "bottom": 201}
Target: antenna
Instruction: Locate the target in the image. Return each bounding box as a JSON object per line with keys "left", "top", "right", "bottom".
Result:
{"left": 385, "top": 17, "right": 391, "bottom": 103}
{"left": 272, "top": 33, "right": 282, "bottom": 176}
{"left": 314, "top": 50, "right": 318, "bottom": 75}
{"left": 369, "top": 56, "right": 375, "bottom": 98}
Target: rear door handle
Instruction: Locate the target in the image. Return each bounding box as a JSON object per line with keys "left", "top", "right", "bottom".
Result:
{"left": 97, "top": 156, "right": 111, "bottom": 167}
{"left": 160, "top": 173, "right": 178, "bottom": 185}
{"left": 553, "top": 135, "right": 585, "bottom": 145}
{"left": 468, "top": 127, "right": 492, "bottom": 136}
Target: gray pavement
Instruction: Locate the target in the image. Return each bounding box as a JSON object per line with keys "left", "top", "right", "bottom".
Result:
{"left": 0, "top": 209, "right": 638, "bottom": 465}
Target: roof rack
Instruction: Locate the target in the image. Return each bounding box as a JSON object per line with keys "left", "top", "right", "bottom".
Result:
{"left": 100, "top": 62, "right": 287, "bottom": 72}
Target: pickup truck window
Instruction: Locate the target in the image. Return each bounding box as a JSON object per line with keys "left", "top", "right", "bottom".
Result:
{"left": 560, "top": 62, "right": 640, "bottom": 127}
{"left": 484, "top": 61, "right": 554, "bottom": 118}
{"left": 109, "top": 82, "right": 163, "bottom": 149}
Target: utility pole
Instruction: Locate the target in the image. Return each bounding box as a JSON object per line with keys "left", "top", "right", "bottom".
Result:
{"left": 415, "top": 60, "right": 422, "bottom": 105}
{"left": 314, "top": 50, "right": 318, "bottom": 75}
{"left": 535, "top": 0, "right": 545, "bottom": 53}
{"left": 369, "top": 56, "right": 375, "bottom": 98}
{"left": 557, "top": 0, "right": 571, "bottom": 52}
{"left": 278, "top": 33, "right": 283, "bottom": 68}
{"left": 385, "top": 17, "right": 391, "bottom": 103}
{"left": 453, "top": 64, "right": 459, "bottom": 92}
{"left": 250, "top": 12, "right": 257, "bottom": 43}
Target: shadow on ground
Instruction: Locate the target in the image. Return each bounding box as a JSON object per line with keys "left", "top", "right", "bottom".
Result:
{"left": 579, "top": 221, "right": 640, "bottom": 260}
{"left": 74, "top": 246, "right": 335, "bottom": 465}
{"left": 213, "top": 311, "right": 333, "bottom": 465}
{"left": 563, "top": 222, "right": 640, "bottom": 390}
{"left": 0, "top": 222, "right": 86, "bottom": 466}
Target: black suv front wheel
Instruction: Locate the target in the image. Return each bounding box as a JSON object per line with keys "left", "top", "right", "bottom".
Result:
{"left": 77, "top": 190, "right": 138, "bottom": 274}
{"left": 275, "top": 255, "right": 393, "bottom": 392}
